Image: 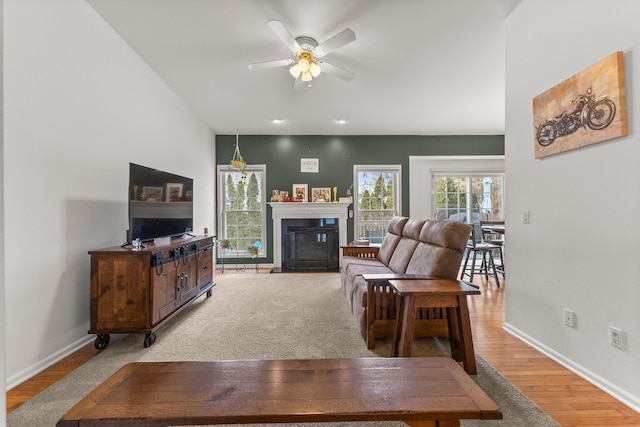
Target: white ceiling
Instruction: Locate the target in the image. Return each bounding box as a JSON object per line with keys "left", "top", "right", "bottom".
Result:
{"left": 87, "top": 0, "right": 520, "bottom": 136}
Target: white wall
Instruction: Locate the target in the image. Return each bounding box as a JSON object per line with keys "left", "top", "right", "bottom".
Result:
{"left": 3, "top": 0, "right": 216, "bottom": 401}
{"left": 0, "top": 0, "right": 6, "bottom": 419}
{"left": 505, "top": 0, "right": 640, "bottom": 410}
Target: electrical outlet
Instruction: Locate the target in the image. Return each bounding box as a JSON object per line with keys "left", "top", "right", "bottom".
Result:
{"left": 564, "top": 309, "right": 576, "bottom": 328}
{"left": 522, "top": 210, "right": 530, "bottom": 224}
{"left": 609, "top": 326, "right": 624, "bottom": 350}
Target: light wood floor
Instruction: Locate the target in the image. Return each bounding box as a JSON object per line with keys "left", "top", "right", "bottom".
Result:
{"left": 6, "top": 270, "right": 640, "bottom": 426}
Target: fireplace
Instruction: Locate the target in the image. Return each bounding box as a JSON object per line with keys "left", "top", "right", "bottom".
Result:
{"left": 283, "top": 219, "right": 339, "bottom": 271}
{"left": 268, "top": 202, "right": 350, "bottom": 272}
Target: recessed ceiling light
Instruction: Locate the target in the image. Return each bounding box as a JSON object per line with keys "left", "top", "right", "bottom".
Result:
{"left": 271, "top": 118, "right": 283, "bottom": 124}
{"left": 336, "top": 118, "right": 349, "bottom": 124}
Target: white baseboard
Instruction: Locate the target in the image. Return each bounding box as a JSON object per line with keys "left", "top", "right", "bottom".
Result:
{"left": 503, "top": 322, "right": 640, "bottom": 413}
{"left": 5, "top": 335, "right": 94, "bottom": 391}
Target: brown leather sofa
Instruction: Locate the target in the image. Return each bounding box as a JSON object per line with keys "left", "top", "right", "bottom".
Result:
{"left": 341, "top": 216, "right": 471, "bottom": 348}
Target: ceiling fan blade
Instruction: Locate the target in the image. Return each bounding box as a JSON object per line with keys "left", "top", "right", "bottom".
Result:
{"left": 319, "top": 61, "right": 355, "bottom": 81}
{"left": 267, "top": 20, "right": 301, "bottom": 53}
{"left": 248, "top": 58, "right": 294, "bottom": 71}
{"left": 315, "top": 28, "right": 356, "bottom": 57}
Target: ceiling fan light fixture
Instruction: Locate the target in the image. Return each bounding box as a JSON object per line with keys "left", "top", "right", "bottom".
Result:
{"left": 289, "top": 63, "right": 301, "bottom": 78}
{"left": 298, "top": 58, "right": 310, "bottom": 72}
{"left": 301, "top": 71, "right": 312, "bottom": 82}
{"left": 310, "top": 63, "right": 321, "bottom": 78}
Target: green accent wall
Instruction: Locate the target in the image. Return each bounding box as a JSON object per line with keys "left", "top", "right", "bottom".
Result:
{"left": 216, "top": 134, "right": 504, "bottom": 264}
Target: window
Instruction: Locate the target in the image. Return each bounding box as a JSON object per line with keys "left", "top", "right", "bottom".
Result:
{"left": 433, "top": 174, "right": 504, "bottom": 223}
{"left": 353, "top": 165, "right": 401, "bottom": 244}
{"left": 408, "top": 155, "right": 504, "bottom": 220}
{"left": 217, "top": 165, "right": 266, "bottom": 257}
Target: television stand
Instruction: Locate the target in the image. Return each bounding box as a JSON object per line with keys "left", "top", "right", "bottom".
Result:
{"left": 89, "top": 234, "right": 215, "bottom": 349}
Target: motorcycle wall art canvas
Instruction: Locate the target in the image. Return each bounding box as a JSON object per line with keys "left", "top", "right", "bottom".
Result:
{"left": 532, "top": 51, "right": 628, "bottom": 159}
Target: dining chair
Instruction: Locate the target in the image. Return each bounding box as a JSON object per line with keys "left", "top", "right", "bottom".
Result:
{"left": 480, "top": 221, "right": 505, "bottom": 279}
{"left": 460, "top": 223, "right": 501, "bottom": 287}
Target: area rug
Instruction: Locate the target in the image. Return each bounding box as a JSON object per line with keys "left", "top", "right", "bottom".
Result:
{"left": 7, "top": 272, "right": 559, "bottom": 426}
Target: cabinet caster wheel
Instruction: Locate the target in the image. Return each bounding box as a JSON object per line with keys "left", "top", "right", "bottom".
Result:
{"left": 95, "top": 334, "right": 110, "bottom": 350}
{"left": 143, "top": 333, "right": 156, "bottom": 348}
{"left": 206, "top": 289, "right": 212, "bottom": 298}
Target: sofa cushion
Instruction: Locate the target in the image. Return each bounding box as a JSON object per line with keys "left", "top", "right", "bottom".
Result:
{"left": 402, "top": 218, "right": 426, "bottom": 240}
{"left": 377, "top": 234, "right": 401, "bottom": 266}
{"left": 388, "top": 215, "right": 409, "bottom": 235}
{"left": 403, "top": 220, "right": 471, "bottom": 278}
{"left": 387, "top": 238, "right": 419, "bottom": 273}
{"left": 419, "top": 220, "right": 471, "bottom": 255}
{"left": 377, "top": 217, "right": 408, "bottom": 265}
{"left": 405, "top": 243, "right": 462, "bottom": 279}
{"left": 343, "top": 258, "right": 388, "bottom": 288}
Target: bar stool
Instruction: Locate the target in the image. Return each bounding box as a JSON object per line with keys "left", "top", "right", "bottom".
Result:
{"left": 460, "top": 223, "right": 501, "bottom": 287}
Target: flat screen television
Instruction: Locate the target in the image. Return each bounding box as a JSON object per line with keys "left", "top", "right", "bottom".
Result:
{"left": 128, "top": 163, "right": 194, "bottom": 243}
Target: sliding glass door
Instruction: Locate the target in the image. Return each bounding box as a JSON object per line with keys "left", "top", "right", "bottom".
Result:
{"left": 433, "top": 174, "right": 504, "bottom": 223}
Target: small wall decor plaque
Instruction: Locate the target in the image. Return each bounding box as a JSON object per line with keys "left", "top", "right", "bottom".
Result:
{"left": 533, "top": 51, "right": 628, "bottom": 159}
{"left": 301, "top": 158, "right": 319, "bottom": 173}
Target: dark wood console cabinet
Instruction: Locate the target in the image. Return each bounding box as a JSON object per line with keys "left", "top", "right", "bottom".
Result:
{"left": 88, "top": 235, "right": 215, "bottom": 349}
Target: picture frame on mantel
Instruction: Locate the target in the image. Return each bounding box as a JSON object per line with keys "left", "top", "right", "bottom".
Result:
{"left": 311, "top": 187, "right": 331, "bottom": 202}
{"left": 293, "top": 184, "right": 308, "bottom": 202}
{"left": 533, "top": 51, "right": 628, "bottom": 159}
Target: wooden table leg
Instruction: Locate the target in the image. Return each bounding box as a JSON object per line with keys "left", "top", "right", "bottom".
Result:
{"left": 394, "top": 295, "right": 418, "bottom": 357}
{"left": 446, "top": 296, "right": 476, "bottom": 375}
{"left": 391, "top": 294, "right": 404, "bottom": 357}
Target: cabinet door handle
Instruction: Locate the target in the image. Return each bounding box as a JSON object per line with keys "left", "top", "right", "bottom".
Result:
{"left": 173, "top": 248, "right": 182, "bottom": 267}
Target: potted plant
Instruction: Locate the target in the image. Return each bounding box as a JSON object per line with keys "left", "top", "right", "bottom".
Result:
{"left": 216, "top": 238, "right": 232, "bottom": 274}
{"left": 247, "top": 245, "right": 259, "bottom": 258}
{"left": 217, "top": 238, "right": 231, "bottom": 250}
{"left": 247, "top": 241, "right": 262, "bottom": 273}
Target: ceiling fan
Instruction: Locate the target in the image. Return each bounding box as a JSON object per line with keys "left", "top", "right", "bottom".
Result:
{"left": 248, "top": 20, "right": 356, "bottom": 88}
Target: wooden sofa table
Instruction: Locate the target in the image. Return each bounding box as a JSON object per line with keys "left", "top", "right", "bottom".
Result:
{"left": 389, "top": 278, "right": 481, "bottom": 375}
{"left": 57, "top": 358, "right": 501, "bottom": 427}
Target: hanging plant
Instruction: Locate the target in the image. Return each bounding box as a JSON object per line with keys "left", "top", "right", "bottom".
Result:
{"left": 228, "top": 132, "right": 248, "bottom": 186}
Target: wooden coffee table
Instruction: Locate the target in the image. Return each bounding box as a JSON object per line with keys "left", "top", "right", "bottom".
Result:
{"left": 388, "top": 278, "right": 481, "bottom": 374}
{"left": 57, "top": 358, "right": 501, "bottom": 427}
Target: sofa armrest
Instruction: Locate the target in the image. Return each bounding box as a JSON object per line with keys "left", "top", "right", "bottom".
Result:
{"left": 362, "top": 273, "right": 437, "bottom": 284}
{"left": 362, "top": 273, "right": 478, "bottom": 289}
{"left": 341, "top": 245, "right": 380, "bottom": 258}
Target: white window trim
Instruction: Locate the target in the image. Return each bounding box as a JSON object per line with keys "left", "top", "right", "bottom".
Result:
{"left": 353, "top": 164, "right": 402, "bottom": 240}
{"left": 216, "top": 164, "right": 267, "bottom": 258}
{"left": 409, "top": 156, "right": 505, "bottom": 219}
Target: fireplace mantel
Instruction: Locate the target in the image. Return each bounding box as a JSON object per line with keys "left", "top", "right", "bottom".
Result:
{"left": 268, "top": 202, "right": 350, "bottom": 269}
